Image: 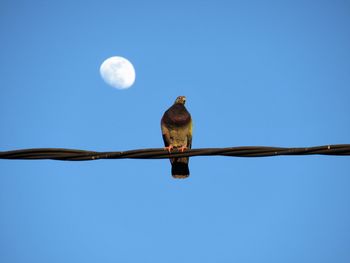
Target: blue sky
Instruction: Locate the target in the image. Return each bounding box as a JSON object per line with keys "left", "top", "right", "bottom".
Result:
{"left": 1, "top": 0, "right": 350, "bottom": 262}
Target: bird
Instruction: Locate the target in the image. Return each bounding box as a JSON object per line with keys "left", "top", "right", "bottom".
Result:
{"left": 161, "top": 96, "right": 192, "bottom": 179}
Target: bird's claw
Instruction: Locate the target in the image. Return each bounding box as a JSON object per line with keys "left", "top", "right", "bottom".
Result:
{"left": 164, "top": 145, "right": 174, "bottom": 153}
{"left": 179, "top": 146, "right": 188, "bottom": 152}
{"left": 164, "top": 145, "right": 187, "bottom": 153}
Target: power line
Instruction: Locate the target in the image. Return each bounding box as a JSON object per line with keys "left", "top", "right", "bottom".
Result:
{"left": 0, "top": 144, "right": 349, "bottom": 161}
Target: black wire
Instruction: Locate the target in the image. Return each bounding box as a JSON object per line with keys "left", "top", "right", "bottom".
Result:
{"left": 0, "top": 144, "right": 349, "bottom": 161}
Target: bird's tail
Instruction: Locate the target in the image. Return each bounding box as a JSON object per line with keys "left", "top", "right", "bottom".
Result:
{"left": 171, "top": 159, "right": 190, "bottom": 179}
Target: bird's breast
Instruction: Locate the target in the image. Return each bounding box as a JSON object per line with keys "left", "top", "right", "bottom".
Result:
{"left": 162, "top": 105, "right": 191, "bottom": 126}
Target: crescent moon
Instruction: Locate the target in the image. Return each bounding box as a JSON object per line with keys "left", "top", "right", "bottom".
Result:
{"left": 100, "top": 56, "right": 136, "bottom": 89}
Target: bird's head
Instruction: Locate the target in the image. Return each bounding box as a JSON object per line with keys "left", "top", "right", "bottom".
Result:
{"left": 175, "top": 96, "right": 186, "bottom": 105}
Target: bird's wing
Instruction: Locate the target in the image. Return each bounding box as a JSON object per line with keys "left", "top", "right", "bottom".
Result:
{"left": 161, "top": 120, "right": 171, "bottom": 147}
{"left": 187, "top": 120, "right": 192, "bottom": 149}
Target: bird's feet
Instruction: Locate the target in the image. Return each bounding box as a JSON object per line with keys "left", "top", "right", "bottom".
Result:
{"left": 164, "top": 145, "right": 174, "bottom": 153}
{"left": 178, "top": 146, "right": 188, "bottom": 152}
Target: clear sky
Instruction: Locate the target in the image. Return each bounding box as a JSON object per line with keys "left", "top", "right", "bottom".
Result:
{"left": 1, "top": 0, "right": 350, "bottom": 262}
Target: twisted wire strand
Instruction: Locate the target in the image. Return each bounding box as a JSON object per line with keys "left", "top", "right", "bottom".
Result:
{"left": 0, "top": 144, "right": 349, "bottom": 161}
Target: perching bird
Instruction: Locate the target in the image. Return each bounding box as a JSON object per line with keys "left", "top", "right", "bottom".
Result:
{"left": 161, "top": 96, "right": 192, "bottom": 179}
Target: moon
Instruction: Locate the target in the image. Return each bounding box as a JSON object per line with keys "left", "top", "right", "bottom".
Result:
{"left": 100, "top": 56, "right": 136, "bottom": 89}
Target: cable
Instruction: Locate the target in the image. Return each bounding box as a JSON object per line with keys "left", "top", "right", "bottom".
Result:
{"left": 0, "top": 144, "right": 349, "bottom": 161}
